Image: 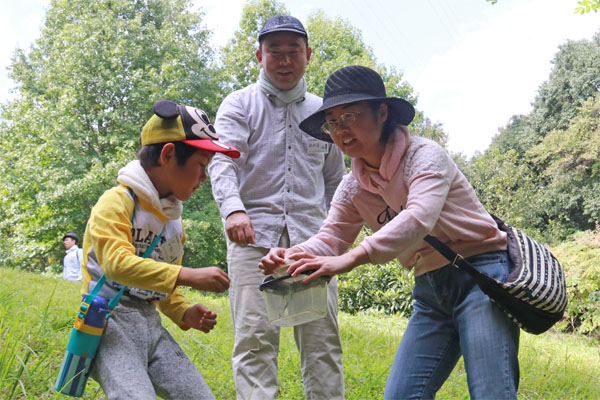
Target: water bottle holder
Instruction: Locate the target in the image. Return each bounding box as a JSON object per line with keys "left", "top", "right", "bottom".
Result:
{"left": 73, "top": 318, "right": 106, "bottom": 336}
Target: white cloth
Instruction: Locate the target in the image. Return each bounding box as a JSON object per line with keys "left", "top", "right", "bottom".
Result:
{"left": 63, "top": 245, "right": 83, "bottom": 281}
{"left": 117, "top": 160, "right": 183, "bottom": 220}
{"left": 258, "top": 68, "right": 307, "bottom": 104}
{"left": 227, "top": 231, "right": 344, "bottom": 400}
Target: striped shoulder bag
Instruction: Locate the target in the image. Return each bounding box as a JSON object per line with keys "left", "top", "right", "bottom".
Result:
{"left": 425, "top": 215, "right": 568, "bottom": 335}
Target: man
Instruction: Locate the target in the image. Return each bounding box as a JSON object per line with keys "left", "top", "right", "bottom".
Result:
{"left": 208, "top": 15, "right": 345, "bottom": 400}
{"left": 63, "top": 232, "right": 83, "bottom": 281}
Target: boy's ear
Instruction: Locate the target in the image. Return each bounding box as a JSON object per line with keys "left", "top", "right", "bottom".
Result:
{"left": 159, "top": 143, "right": 176, "bottom": 165}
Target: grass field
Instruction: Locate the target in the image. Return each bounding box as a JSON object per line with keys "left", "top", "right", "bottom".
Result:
{"left": 1, "top": 267, "right": 599, "bottom": 399}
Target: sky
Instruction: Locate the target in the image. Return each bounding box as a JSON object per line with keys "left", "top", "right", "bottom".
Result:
{"left": 1, "top": 0, "right": 599, "bottom": 157}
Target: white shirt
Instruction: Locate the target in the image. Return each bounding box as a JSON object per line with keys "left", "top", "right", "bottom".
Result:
{"left": 208, "top": 82, "right": 345, "bottom": 248}
{"left": 63, "top": 245, "right": 83, "bottom": 281}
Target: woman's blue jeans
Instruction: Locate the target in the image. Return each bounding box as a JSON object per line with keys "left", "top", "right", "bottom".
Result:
{"left": 384, "top": 251, "right": 520, "bottom": 400}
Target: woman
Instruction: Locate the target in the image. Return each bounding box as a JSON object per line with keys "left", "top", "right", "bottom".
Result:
{"left": 259, "top": 65, "right": 519, "bottom": 399}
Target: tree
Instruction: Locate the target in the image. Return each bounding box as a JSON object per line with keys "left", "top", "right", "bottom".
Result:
{"left": 529, "top": 33, "right": 600, "bottom": 137}
{"left": 0, "top": 0, "right": 220, "bottom": 271}
{"left": 465, "top": 146, "right": 543, "bottom": 235}
{"left": 528, "top": 95, "right": 600, "bottom": 230}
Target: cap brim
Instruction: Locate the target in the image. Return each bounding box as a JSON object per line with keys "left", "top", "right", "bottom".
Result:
{"left": 183, "top": 139, "right": 241, "bottom": 158}
{"left": 299, "top": 94, "right": 415, "bottom": 143}
{"left": 258, "top": 28, "right": 308, "bottom": 40}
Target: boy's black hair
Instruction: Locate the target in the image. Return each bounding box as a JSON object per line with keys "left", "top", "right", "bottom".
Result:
{"left": 138, "top": 141, "right": 199, "bottom": 169}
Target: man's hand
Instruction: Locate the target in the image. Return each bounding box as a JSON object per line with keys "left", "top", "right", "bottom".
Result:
{"left": 258, "top": 247, "right": 288, "bottom": 275}
{"left": 225, "top": 211, "right": 256, "bottom": 245}
{"left": 177, "top": 266, "right": 230, "bottom": 293}
{"left": 182, "top": 304, "right": 217, "bottom": 333}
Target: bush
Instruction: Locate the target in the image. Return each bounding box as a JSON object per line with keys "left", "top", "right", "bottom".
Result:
{"left": 181, "top": 218, "right": 227, "bottom": 270}
{"left": 553, "top": 227, "right": 600, "bottom": 338}
{"left": 338, "top": 259, "right": 414, "bottom": 317}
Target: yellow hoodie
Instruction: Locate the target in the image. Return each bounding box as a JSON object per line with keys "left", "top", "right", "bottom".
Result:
{"left": 81, "top": 160, "right": 191, "bottom": 327}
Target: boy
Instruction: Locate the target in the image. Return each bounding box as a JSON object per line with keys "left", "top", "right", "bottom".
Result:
{"left": 80, "top": 100, "right": 240, "bottom": 399}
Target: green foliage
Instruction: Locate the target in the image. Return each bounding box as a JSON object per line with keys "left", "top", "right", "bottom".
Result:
{"left": 552, "top": 228, "right": 600, "bottom": 338}
{"left": 575, "top": 0, "right": 600, "bottom": 14}
{"left": 0, "top": 0, "right": 221, "bottom": 271}
{"left": 338, "top": 259, "right": 415, "bottom": 317}
{"left": 181, "top": 171, "right": 228, "bottom": 270}
{"left": 465, "top": 146, "right": 545, "bottom": 236}
{"left": 530, "top": 33, "right": 600, "bottom": 136}
{"left": 529, "top": 95, "right": 600, "bottom": 228}
{"left": 304, "top": 10, "right": 377, "bottom": 97}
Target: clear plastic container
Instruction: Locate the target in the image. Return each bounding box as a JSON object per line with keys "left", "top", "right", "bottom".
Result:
{"left": 259, "top": 269, "right": 329, "bottom": 327}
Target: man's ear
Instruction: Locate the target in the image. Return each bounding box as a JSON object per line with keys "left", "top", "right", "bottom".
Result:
{"left": 256, "top": 48, "right": 263, "bottom": 65}
{"left": 159, "top": 143, "right": 176, "bottom": 166}
{"left": 306, "top": 46, "right": 312, "bottom": 65}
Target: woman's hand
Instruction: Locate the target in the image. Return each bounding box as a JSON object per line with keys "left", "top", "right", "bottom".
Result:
{"left": 286, "top": 246, "right": 370, "bottom": 283}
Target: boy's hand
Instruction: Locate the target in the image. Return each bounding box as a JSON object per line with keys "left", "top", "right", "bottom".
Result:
{"left": 177, "top": 266, "right": 230, "bottom": 293}
{"left": 182, "top": 304, "right": 217, "bottom": 333}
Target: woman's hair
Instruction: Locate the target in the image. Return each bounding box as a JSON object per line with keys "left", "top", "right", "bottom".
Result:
{"left": 137, "top": 141, "right": 198, "bottom": 169}
{"left": 367, "top": 100, "right": 400, "bottom": 144}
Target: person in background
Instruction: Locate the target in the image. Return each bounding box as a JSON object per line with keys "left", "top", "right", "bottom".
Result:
{"left": 63, "top": 232, "right": 83, "bottom": 281}
{"left": 260, "top": 65, "right": 520, "bottom": 400}
{"left": 208, "top": 15, "right": 346, "bottom": 400}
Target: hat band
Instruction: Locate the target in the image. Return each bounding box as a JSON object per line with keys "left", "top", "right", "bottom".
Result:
{"left": 321, "top": 92, "right": 387, "bottom": 110}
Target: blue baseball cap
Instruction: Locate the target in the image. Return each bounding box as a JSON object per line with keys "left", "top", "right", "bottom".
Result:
{"left": 258, "top": 15, "right": 307, "bottom": 41}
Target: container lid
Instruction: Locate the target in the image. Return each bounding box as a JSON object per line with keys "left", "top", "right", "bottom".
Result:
{"left": 259, "top": 270, "right": 329, "bottom": 291}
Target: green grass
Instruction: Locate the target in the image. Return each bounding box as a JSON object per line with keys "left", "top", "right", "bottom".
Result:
{"left": 1, "top": 267, "right": 599, "bottom": 399}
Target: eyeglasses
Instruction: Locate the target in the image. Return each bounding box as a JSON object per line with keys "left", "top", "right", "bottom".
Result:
{"left": 321, "top": 111, "right": 363, "bottom": 135}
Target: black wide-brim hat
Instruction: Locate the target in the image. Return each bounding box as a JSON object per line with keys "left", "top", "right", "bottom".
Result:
{"left": 299, "top": 65, "right": 415, "bottom": 143}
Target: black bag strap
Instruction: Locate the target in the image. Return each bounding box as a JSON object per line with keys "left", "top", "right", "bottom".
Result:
{"left": 423, "top": 235, "right": 481, "bottom": 279}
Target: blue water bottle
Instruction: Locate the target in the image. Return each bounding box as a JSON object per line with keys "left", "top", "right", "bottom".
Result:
{"left": 55, "top": 289, "right": 111, "bottom": 397}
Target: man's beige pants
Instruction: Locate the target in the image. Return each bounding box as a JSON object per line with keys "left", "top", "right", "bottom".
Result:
{"left": 227, "top": 231, "right": 344, "bottom": 400}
